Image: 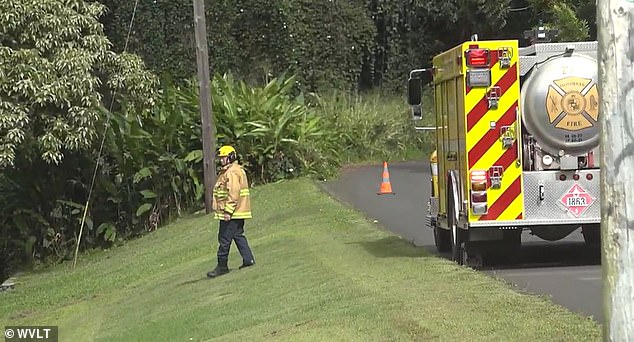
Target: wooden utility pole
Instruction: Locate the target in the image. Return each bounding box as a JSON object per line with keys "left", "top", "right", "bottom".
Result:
{"left": 193, "top": 0, "right": 216, "bottom": 213}
{"left": 597, "top": 0, "right": 634, "bottom": 340}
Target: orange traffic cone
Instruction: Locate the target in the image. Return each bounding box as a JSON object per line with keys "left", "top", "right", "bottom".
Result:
{"left": 377, "top": 161, "right": 395, "bottom": 195}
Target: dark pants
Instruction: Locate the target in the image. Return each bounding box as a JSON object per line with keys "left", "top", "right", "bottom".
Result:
{"left": 216, "top": 219, "right": 254, "bottom": 265}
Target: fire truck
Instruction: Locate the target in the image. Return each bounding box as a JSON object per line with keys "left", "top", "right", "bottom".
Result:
{"left": 407, "top": 31, "right": 601, "bottom": 266}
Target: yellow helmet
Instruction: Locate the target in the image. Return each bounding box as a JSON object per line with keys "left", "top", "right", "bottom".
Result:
{"left": 218, "top": 145, "right": 236, "bottom": 158}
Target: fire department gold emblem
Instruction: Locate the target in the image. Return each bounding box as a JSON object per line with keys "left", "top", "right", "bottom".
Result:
{"left": 545, "top": 77, "right": 599, "bottom": 131}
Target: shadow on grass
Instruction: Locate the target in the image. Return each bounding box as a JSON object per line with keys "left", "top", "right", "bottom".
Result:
{"left": 177, "top": 277, "right": 208, "bottom": 287}
{"left": 347, "top": 236, "right": 430, "bottom": 258}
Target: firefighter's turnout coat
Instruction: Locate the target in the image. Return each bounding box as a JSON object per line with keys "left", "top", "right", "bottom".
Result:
{"left": 212, "top": 161, "right": 252, "bottom": 220}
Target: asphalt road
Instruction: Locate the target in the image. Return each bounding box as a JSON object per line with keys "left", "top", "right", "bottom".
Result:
{"left": 321, "top": 160, "right": 603, "bottom": 323}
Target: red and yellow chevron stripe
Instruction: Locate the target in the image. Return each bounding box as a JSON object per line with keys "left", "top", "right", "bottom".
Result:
{"left": 464, "top": 41, "right": 524, "bottom": 222}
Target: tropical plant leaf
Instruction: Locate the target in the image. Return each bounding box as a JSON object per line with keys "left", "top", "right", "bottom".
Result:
{"left": 184, "top": 150, "right": 203, "bottom": 162}
{"left": 140, "top": 190, "right": 157, "bottom": 199}
{"left": 104, "top": 225, "right": 117, "bottom": 242}
{"left": 136, "top": 203, "right": 153, "bottom": 217}
{"left": 134, "top": 167, "right": 153, "bottom": 183}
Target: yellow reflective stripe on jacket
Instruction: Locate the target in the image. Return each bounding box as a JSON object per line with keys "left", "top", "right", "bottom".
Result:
{"left": 232, "top": 211, "right": 252, "bottom": 219}
{"left": 213, "top": 212, "right": 252, "bottom": 219}
{"left": 240, "top": 189, "right": 250, "bottom": 197}
{"left": 213, "top": 190, "right": 228, "bottom": 200}
{"left": 224, "top": 203, "right": 236, "bottom": 213}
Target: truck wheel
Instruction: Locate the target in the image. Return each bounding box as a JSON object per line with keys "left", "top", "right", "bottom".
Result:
{"left": 499, "top": 229, "right": 522, "bottom": 264}
{"left": 582, "top": 224, "right": 600, "bottom": 246}
{"left": 450, "top": 221, "right": 465, "bottom": 265}
{"left": 434, "top": 225, "right": 451, "bottom": 253}
{"left": 503, "top": 229, "right": 522, "bottom": 252}
{"left": 447, "top": 172, "right": 464, "bottom": 265}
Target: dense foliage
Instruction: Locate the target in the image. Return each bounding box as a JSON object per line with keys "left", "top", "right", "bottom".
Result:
{"left": 0, "top": 0, "right": 156, "bottom": 280}
{"left": 0, "top": 0, "right": 157, "bottom": 168}
{"left": 100, "top": 0, "right": 595, "bottom": 92}
{"left": 102, "top": 0, "right": 375, "bottom": 92}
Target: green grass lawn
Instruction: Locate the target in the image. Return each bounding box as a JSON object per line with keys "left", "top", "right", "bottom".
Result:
{"left": 0, "top": 179, "right": 601, "bottom": 341}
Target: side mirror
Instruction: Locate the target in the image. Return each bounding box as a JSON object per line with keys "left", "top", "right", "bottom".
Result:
{"left": 408, "top": 77, "right": 423, "bottom": 120}
{"left": 407, "top": 78, "right": 422, "bottom": 106}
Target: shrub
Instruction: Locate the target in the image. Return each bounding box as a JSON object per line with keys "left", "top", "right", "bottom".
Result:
{"left": 170, "top": 73, "right": 340, "bottom": 183}
{"left": 0, "top": 72, "right": 432, "bottom": 277}
{"left": 310, "top": 90, "right": 426, "bottom": 164}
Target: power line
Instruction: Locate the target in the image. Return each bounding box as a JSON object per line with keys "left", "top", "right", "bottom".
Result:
{"left": 73, "top": 0, "right": 140, "bottom": 269}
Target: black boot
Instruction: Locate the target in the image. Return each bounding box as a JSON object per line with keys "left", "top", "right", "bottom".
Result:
{"left": 239, "top": 260, "right": 255, "bottom": 270}
{"left": 207, "top": 262, "right": 229, "bottom": 278}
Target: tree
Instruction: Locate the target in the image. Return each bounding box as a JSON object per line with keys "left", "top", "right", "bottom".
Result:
{"left": 364, "top": 0, "right": 511, "bottom": 91}
{"left": 0, "top": 0, "right": 157, "bottom": 168}
{"left": 597, "top": 0, "right": 634, "bottom": 339}
{"left": 525, "top": 0, "right": 592, "bottom": 41}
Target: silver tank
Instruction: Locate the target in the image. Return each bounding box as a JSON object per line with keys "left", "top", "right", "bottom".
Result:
{"left": 520, "top": 53, "right": 600, "bottom": 156}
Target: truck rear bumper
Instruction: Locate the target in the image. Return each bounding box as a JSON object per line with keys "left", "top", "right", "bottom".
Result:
{"left": 469, "top": 169, "right": 600, "bottom": 228}
{"left": 468, "top": 217, "right": 599, "bottom": 228}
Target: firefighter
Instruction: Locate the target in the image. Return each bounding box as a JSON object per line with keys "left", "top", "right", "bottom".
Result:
{"left": 207, "top": 145, "right": 255, "bottom": 278}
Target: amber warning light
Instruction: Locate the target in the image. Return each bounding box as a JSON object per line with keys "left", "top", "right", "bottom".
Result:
{"left": 465, "top": 48, "right": 490, "bottom": 67}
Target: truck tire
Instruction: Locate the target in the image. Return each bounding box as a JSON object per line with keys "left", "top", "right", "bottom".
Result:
{"left": 503, "top": 229, "right": 522, "bottom": 252}
{"left": 447, "top": 172, "right": 465, "bottom": 265}
{"left": 450, "top": 218, "right": 465, "bottom": 265}
{"left": 434, "top": 225, "right": 451, "bottom": 253}
{"left": 582, "top": 224, "right": 600, "bottom": 246}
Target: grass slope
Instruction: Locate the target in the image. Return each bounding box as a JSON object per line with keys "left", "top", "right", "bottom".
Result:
{"left": 0, "top": 179, "right": 601, "bottom": 341}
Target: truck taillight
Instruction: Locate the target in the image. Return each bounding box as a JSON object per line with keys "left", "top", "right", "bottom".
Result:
{"left": 465, "top": 48, "right": 490, "bottom": 67}
{"left": 471, "top": 191, "right": 487, "bottom": 203}
{"left": 470, "top": 170, "right": 488, "bottom": 191}
{"left": 470, "top": 170, "right": 488, "bottom": 215}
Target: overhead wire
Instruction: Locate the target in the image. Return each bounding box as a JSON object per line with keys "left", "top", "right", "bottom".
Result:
{"left": 73, "top": 0, "right": 140, "bottom": 268}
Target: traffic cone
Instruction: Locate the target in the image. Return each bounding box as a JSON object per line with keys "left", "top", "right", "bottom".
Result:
{"left": 377, "top": 161, "right": 395, "bottom": 195}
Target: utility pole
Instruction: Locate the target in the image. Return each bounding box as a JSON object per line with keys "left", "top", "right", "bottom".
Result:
{"left": 193, "top": 0, "right": 216, "bottom": 213}
{"left": 597, "top": 0, "right": 634, "bottom": 340}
